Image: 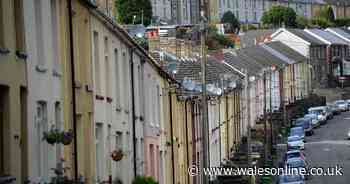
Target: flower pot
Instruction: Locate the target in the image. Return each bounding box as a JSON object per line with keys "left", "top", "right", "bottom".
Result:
{"left": 111, "top": 150, "right": 123, "bottom": 162}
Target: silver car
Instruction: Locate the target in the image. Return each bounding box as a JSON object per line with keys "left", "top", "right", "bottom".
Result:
{"left": 335, "top": 100, "right": 348, "bottom": 111}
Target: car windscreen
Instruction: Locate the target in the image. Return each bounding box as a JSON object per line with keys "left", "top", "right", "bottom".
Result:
{"left": 291, "top": 128, "right": 303, "bottom": 135}
{"left": 287, "top": 160, "right": 305, "bottom": 168}
{"left": 280, "top": 174, "right": 303, "bottom": 182}
{"left": 287, "top": 152, "right": 301, "bottom": 159}
{"left": 309, "top": 109, "right": 323, "bottom": 114}
{"left": 288, "top": 137, "right": 301, "bottom": 142}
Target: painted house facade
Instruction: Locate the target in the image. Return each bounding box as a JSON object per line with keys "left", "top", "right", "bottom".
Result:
{"left": 271, "top": 28, "right": 328, "bottom": 88}
{"left": 0, "top": 0, "right": 28, "bottom": 183}
{"left": 304, "top": 29, "right": 350, "bottom": 87}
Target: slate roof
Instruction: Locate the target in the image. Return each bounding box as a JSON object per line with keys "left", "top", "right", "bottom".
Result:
{"left": 239, "top": 29, "right": 276, "bottom": 48}
{"left": 154, "top": 52, "right": 241, "bottom": 85}
{"left": 305, "top": 29, "right": 348, "bottom": 45}
{"left": 326, "top": 28, "right": 350, "bottom": 41}
{"left": 322, "top": 0, "right": 350, "bottom": 6}
{"left": 223, "top": 51, "right": 263, "bottom": 76}
{"left": 262, "top": 41, "right": 307, "bottom": 63}
{"left": 286, "top": 29, "right": 325, "bottom": 45}
{"left": 239, "top": 45, "right": 289, "bottom": 69}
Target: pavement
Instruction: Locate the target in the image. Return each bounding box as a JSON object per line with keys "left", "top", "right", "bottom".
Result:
{"left": 303, "top": 111, "right": 350, "bottom": 184}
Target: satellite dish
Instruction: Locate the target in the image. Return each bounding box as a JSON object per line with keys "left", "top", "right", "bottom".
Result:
{"left": 168, "top": 62, "right": 177, "bottom": 74}
{"left": 182, "top": 79, "right": 196, "bottom": 91}
{"left": 195, "top": 84, "right": 202, "bottom": 92}
{"left": 229, "top": 81, "right": 237, "bottom": 88}
{"left": 215, "top": 88, "right": 223, "bottom": 96}
{"left": 206, "top": 84, "right": 215, "bottom": 94}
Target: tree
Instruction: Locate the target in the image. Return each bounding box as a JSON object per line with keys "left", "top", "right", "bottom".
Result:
{"left": 206, "top": 26, "right": 235, "bottom": 50}
{"left": 261, "top": 6, "right": 297, "bottom": 28}
{"left": 116, "top": 0, "right": 152, "bottom": 26}
{"left": 296, "top": 15, "right": 310, "bottom": 29}
{"left": 319, "top": 5, "right": 335, "bottom": 23}
{"left": 221, "top": 11, "right": 240, "bottom": 34}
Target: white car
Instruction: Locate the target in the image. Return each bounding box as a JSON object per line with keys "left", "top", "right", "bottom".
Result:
{"left": 347, "top": 129, "right": 350, "bottom": 140}
{"left": 335, "top": 100, "right": 348, "bottom": 111}
{"left": 308, "top": 107, "right": 327, "bottom": 125}
{"left": 288, "top": 136, "right": 305, "bottom": 150}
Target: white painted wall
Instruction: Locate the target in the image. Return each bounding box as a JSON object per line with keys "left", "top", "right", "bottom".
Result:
{"left": 272, "top": 29, "right": 310, "bottom": 57}
{"left": 23, "top": 0, "right": 63, "bottom": 182}
{"left": 91, "top": 16, "right": 145, "bottom": 184}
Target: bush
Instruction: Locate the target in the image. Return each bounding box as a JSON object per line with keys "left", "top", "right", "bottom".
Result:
{"left": 310, "top": 18, "right": 334, "bottom": 28}
{"left": 206, "top": 26, "right": 235, "bottom": 50}
{"left": 296, "top": 16, "right": 310, "bottom": 29}
{"left": 132, "top": 176, "right": 158, "bottom": 184}
{"left": 334, "top": 18, "right": 350, "bottom": 27}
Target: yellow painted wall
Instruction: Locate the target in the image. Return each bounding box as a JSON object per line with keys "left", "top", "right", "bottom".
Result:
{"left": 0, "top": 1, "right": 27, "bottom": 183}
{"left": 59, "top": 0, "right": 95, "bottom": 182}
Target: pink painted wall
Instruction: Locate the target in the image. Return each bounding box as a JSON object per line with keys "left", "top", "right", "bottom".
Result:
{"left": 144, "top": 137, "right": 160, "bottom": 182}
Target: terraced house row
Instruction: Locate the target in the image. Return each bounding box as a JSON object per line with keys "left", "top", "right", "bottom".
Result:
{"left": 2, "top": 1, "right": 350, "bottom": 184}
{"left": 0, "top": 0, "right": 243, "bottom": 184}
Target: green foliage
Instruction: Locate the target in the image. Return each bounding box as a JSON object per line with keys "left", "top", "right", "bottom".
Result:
{"left": 115, "top": 0, "right": 152, "bottom": 26}
{"left": 319, "top": 5, "right": 335, "bottom": 23}
{"left": 134, "top": 37, "right": 149, "bottom": 51}
{"left": 206, "top": 26, "right": 235, "bottom": 50}
{"left": 221, "top": 11, "right": 240, "bottom": 34}
{"left": 261, "top": 5, "right": 297, "bottom": 28}
{"left": 310, "top": 18, "right": 334, "bottom": 28}
{"left": 240, "top": 24, "right": 258, "bottom": 32}
{"left": 132, "top": 176, "right": 158, "bottom": 184}
{"left": 334, "top": 18, "right": 350, "bottom": 27}
{"left": 296, "top": 15, "right": 310, "bottom": 29}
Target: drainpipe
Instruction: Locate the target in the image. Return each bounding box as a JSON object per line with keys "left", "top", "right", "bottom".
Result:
{"left": 225, "top": 95, "right": 229, "bottom": 157}
{"left": 184, "top": 100, "right": 190, "bottom": 184}
{"left": 168, "top": 92, "right": 175, "bottom": 184}
{"left": 129, "top": 48, "right": 137, "bottom": 177}
{"left": 67, "top": 0, "right": 79, "bottom": 180}
{"left": 218, "top": 99, "right": 221, "bottom": 164}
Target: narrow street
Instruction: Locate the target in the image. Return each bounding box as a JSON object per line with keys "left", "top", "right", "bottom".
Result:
{"left": 305, "top": 112, "right": 350, "bottom": 184}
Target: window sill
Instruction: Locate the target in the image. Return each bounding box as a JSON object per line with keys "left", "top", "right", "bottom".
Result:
{"left": 53, "top": 69, "right": 62, "bottom": 77}
{"left": 0, "top": 48, "right": 10, "bottom": 55}
{"left": 16, "top": 50, "right": 27, "bottom": 60}
{"left": 106, "top": 97, "right": 113, "bottom": 103}
{"left": 95, "top": 95, "right": 105, "bottom": 100}
{"left": 35, "top": 64, "right": 48, "bottom": 73}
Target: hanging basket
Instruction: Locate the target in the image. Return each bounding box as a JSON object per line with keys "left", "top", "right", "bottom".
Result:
{"left": 111, "top": 150, "right": 124, "bottom": 162}
{"left": 43, "top": 129, "right": 60, "bottom": 145}
{"left": 60, "top": 130, "right": 74, "bottom": 145}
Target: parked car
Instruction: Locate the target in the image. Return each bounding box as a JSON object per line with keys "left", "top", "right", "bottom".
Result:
{"left": 286, "top": 158, "right": 309, "bottom": 180}
{"left": 304, "top": 114, "right": 320, "bottom": 128}
{"left": 347, "top": 129, "right": 350, "bottom": 140}
{"left": 335, "top": 100, "right": 348, "bottom": 112}
{"left": 290, "top": 127, "right": 305, "bottom": 141}
{"left": 285, "top": 150, "right": 306, "bottom": 161}
{"left": 347, "top": 100, "right": 350, "bottom": 109}
{"left": 278, "top": 173, "right": 305, "bottom": 184}
{"left": 294, "top": 118, "right": 313, "bottom": 136}
{"left": 328, "top": 103, "right": 341, "bottom": 115}
{"left": 308, "top": 107, "right": 328, "bottom": 125}
{"left": 287, "top": 136, "right": 305, "bottom": 150}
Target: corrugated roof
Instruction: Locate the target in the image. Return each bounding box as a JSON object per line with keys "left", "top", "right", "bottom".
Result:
{"left": 306, "top": 29, "right": 348, "bottom": 45}
{"left": 263, "top": 41, "right": 307, "bottom": 63}
{"left": 286, "top": 29, "right": 325, "bottom": 45}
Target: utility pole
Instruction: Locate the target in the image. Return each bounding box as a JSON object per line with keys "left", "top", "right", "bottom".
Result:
{"left": 269, "top": 71, "right": 273, "bottom": 155}
{"left": 200, "top": 9, "right": 209, "bottom": 184}
{"left": 263, "top": 70, "right": 268, "bottom": 162}
{"left": 245, "top": 70, "right": 252, "bottom": 167}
